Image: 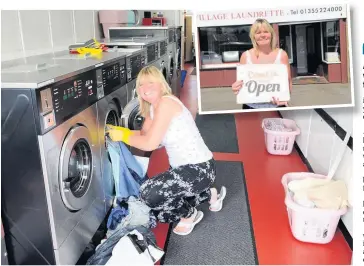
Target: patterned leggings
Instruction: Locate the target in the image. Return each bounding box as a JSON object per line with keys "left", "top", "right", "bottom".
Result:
{"left": 139, "top": 158, "right": 216, "bottom": 223}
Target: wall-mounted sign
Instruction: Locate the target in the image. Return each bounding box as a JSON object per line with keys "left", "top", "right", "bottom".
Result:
{"left": 196, "top": 4, "right": 347, "bottom": 27}
{"left": 236, "top": 64, "right": 290, "bottom": 104}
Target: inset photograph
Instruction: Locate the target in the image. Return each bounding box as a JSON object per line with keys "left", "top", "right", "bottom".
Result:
{"left": 194, "top": 3, "right": 354, "bottom": 113}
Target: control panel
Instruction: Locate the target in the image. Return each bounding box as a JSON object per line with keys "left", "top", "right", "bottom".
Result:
{"left": 37, "top": 70, "right": 98, "bottom": 133}
{"left": 159, "top": 40, "right": 167, "bottom": 57}
{"left": 96, "top": 68, "right": 104, "bottom": 100}
{"left": 156, "top": 43, "right": 160, "bottom": 60}
{"left": 147, "top": 43, "right": 157, "bottom": 63}
{"left": 141, "top": 51, "right": 146, "bottom": 68}
{"left": 120, "top": 62, "right": 127, "bottom": 87}
{"left": 168, "top": 29, "right": 175, "bottom": 43}
{"left": 126, "top": 53, "right": 142, "bottom": 83}
{"left": 175, "top": 28, "right": 182, "bottom": 71}
{"left": 102, "top": 62, "right": 121, "bottom": 93}
{"left": 95, "top": 61, "right": 123, "bottom": 99}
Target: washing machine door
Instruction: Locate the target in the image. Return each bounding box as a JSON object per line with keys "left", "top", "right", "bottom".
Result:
{"left": 176, "top": 47, "right": 181, "bottom": 72}
{"left": 161, "top": 60, "right": 168, "bottom": 83}
{"left": 59, "top": 125, "right": 94, "bottom": 211}
{"left": 169, "top": 55, "right": 175, "bottom": 81}
{"left": 121, "top": 98, "right": 144, "bottom": 131}
{"left": 106, "top": 101, "right": 122, "bottom": 127}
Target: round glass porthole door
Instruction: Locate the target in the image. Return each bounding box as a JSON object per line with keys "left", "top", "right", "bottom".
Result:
{"left": 162, "top": 66, "right": 167, "bottom": 82}
{"left": 59, "top": 126, "right": 94, "bottom": 211}
{"left": 106, "top": 109, "right": 120, "bottom": 127}
{"left": 105, "top": 101, "right": 121, "bottom": 134}
{"left": 121, "top": 98, "right": 144, "bottom": 131}
{"left": 169, "top": 56, "right": 175, "bottom": 79}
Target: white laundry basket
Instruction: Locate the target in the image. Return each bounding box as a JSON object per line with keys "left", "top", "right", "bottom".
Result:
{"left": 262, "top": 118, "right": 300, "bottom": 155}
{"left": 281, "top": 132, "right": 350, "bottom": 244}
{"left": 282, "top": 172, "right": 347, "bottom": 244}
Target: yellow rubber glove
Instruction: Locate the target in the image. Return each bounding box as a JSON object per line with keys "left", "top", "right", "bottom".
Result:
{"left": 105, "top": 124, "right": 133, "bottom": 144}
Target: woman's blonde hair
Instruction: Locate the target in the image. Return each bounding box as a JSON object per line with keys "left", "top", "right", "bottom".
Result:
{"left": 249, "top": 18, "right": 277, "bottom": 57}
{"left": 135, "top": 65, "right": 172, "bottom": 118}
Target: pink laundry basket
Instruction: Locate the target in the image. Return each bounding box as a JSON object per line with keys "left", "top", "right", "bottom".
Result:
{"left": 262, "top": 118, "right": 300, "bottom": 155}
{"left": 281, "top": 172, "right": 348, "bottom": 244}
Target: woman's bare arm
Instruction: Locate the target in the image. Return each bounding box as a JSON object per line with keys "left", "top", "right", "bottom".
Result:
{"left": 128, "top": 98, "right": 182, "bottom": 151}
{"left": 281, "top": 50, "right": 292, "bottom": 92}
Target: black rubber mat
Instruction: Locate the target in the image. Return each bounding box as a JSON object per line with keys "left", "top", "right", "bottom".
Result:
{"left": 162, "top": 161, "right": 258, "bottom": 265}
{"left": 195, "top": 113, "right": 239, "bottom": 153}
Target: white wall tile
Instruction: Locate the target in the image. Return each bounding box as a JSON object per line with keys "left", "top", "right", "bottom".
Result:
{"left": 50, "top": 10, "right": 74, "bottom": 50}
{"left": 19, "top": 10, "right": 52, "bottom": 53}
{"left": 93, "top": 11, "right": 103, "bottom": 39}
{"left": 74, "top": 10, "right": 94, "bottom": 43}
{"left": 163, "top": 10, "right": 176, "bottom": 26}
{"left": 330, "top": 137, "right": 353, "bottom": 236}
{"left": 1, "top": 10, "right": 182, "bottom": 61}
{"left": 324, "top": 107, "right": 353, "bottom": 134}
{"left": 306, "top": 111, "right": 336, "bottom": 175}
{"left": 280, "top": 109, "right": 312, "bottom": 157}
{"left": 1, "top": 11, "right": 23, "bottom": 57}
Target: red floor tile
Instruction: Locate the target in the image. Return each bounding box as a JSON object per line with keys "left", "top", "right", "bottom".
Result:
{"left": 147, "top": 63, "right": 352, "bottom": 264}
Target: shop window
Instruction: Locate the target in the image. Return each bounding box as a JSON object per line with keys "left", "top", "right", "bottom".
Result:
{"left": 321, "top": 21, "right": 341, "bottom": 63}
{"left": 278, "top": 25, "right": 293, "bottom": 64}
{"left": 198, "top": 25, "right": 252, "bottom": 67}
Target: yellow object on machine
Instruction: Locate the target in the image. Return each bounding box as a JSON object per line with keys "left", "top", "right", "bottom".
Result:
{"left": 69, "top": 38, "right": 108, "bottom": 56}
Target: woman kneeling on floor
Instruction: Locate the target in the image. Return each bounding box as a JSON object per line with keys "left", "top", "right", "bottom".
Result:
{"left": 106, "top": 65, "right": 226, "bottom": 235}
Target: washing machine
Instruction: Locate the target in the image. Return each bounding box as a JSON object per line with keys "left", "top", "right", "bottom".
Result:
{"left": 174, "top": 27, "right": 183, "bottom": 96}
{"left": 167, "top": 28, "right": 178, "bottom": 96}
{"left": 157, "top": 38, "right": 169, "bottom": 88}
{"left": 102, "top": 37, "right": 169, "bottom": 89}
{"left": 1, "top": 52, "right": 123, "bottom": 265}
{"left": 95, "top": 54, "right": 129, "bottom": 211}
{"left": 104, "top": 47, "right": 146, "bottom": 130}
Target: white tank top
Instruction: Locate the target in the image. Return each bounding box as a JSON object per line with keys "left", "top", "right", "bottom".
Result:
{"left": 150, "top": 96, "right": 213, "bottom": 168}
{"left": 245, "top": 49, "right": 282, "bottom": 108}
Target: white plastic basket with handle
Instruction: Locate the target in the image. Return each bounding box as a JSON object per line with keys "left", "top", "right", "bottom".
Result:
{"left": 281, "top": 131, "right": 351, "bottom": 244}
{"left": 261, "top": 118, "right": 301, "bottom": 155}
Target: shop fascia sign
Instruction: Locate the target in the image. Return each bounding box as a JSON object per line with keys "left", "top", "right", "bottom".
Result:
{"left": 195, "top": 4, "right": 347, "bottom": 27}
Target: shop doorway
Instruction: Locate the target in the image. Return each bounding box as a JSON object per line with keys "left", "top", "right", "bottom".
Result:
{"left": 294, "top": 23, "right": 322, "bottom": 76}
{"left": 279, "top": 23, "right": 326, "bottom": 83}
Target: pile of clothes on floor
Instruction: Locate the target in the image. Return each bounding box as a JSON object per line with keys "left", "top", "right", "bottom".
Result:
{"left": 287, "top": 177, "right": 349, "bottom": 210}
{"left": 86, "top": 139, "right": 163, "bottom": 265}
{"left": 264, "top": 119, "right": 293, "bottom": 132}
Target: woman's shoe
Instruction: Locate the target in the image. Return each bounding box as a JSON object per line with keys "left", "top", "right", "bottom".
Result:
{"left": 209, "top": 186, "right": 227, "bottom": 212}
{"left": 173, "top": 209, "right": 204, "bottom": 236}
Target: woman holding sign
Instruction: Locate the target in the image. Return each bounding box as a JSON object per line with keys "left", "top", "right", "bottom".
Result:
{"left": 231, "top": 18, "right": 292, "bottom": 109}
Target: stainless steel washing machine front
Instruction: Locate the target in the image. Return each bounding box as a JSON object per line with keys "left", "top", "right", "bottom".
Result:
{"left": 1, "top": 51, "right": 127, "bottom": 266}
{"left": 167, "top": 42, "right": 178, "bottom": 96}
{"left": 34, "top": 68, "right": 106, "bottom": 265}
{"left": 158, "top": 38, "right": 169, "bottom": 85}
{"left": 175, "top": 27, "right": 183, "bottom": 95}
{"left": 95, "top": 56, "right": 128, "bottom": 211}
{"left": 38, "top": 104, "right": 104, "bottom": 265}
{"left": 115, "top": 48, "right": 147, "bottom": 103}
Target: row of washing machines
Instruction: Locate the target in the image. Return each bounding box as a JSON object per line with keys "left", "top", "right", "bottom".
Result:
{"left": 1, "top": 27, "right": 182, "bottom": 265}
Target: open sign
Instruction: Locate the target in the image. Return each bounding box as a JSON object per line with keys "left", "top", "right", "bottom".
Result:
{"left": 236, "top": 64, "right": 290, "bottom": 104}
